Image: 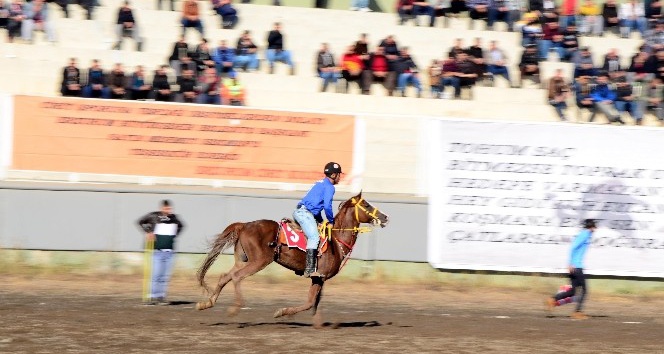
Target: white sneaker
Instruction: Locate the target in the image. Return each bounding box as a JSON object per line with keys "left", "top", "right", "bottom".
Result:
{"left": 349, "top": 6, "right": 358, "bottom": 10}
{"left": 360, "top": 7, "right": 372, "bottom": 12}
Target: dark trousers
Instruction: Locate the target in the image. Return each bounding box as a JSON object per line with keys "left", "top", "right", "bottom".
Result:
{"left": 554, "top": 268, "right": 587, "bottom": 312}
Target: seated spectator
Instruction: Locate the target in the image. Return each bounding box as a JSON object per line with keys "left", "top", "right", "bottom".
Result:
{"left": 539, "top": 21, "right": 565, "bottom": 61}
{"left": 431, "top": 0, "right": 448, "bottom": 27}
{"left": 266, "top": 22, "right": 295, "bottom": 75}
{"left": 449, "top": 0, "right": 468, "bottom": 18}
{"left": 61, "top": 58, "right": 82, "bottom": 97}
{"left": 181, "top": 0, "right": 204, "bottom": 36}
{"left": 213, "top": 39, "right": 235, "bottom": 76}
{"left": 176, "top": 69, "right": 198, "bottom": 103}
{"left": 55, "top": 0, "right": 94, "bottom": 20}
{"left": 574, "top": 75, "right": 596, "bottom": 121}
{"left": 157, "top": 0, "right": 175, "bottom": 11}
{"left": 212, "top": 0, "right": 238, "bottom": 29}
{"left": 129, "top": 65, "right": 152, "bottom": 100}
{"left": 340, "top": 44, "right": 365, "bottom": 92}
{"left": 578, "top": 0, "right": 602, "bottom": 36}
{"left": 518, "top": 44, "right": 540, "bottom": 86}
{"left": 486, "top": 40, "right": 513, "bottom": 86}
{"left": 646, "top": 0, "right": 663, "bottom": 26}
{"left": 83, "top": 59, "right": 109, "bottom": 98}
{"left": 354, "top": 33, "right": 370, "bottom": 55}
{"left": 108, "top": 63, "right": 128, "bottom": 99}
{"left": 22, "top": 0, "right": 55, "bottom": 43}
{"left": 644, "top": 77, "right": 663, "bottom": 121}
{"left": 614, "top": 76, "right": 643, "bottom": 124}
{"left": 602, "top": 48, "right": 622, "bottom": 74}
{"left": 379, "top": 35, "right": 400, "bottom": 64}
{"left": 456, "top": 51, "right": 479, "bottom": 89}
{"left": 440, "top": 53, "right": 462, "bottom": 98}
{"left": 192, "top": 38, "right": 215, "bottom": 74}
{"left": 152, "top": 65, "right": 173, "bottom": 102}
{"left": 198, "top": 67, "right": 221, "bottom": 104}
{"left": 547, "top": 68, "right": 570, "bottom": 121}
{"left": 540, "top": 0, "right": 559, "bottom": 23}
{"left": 350, "top": 0, "right": 371, "bottom": 12}
{"left": 234, "top": 30, "right": 259, "bottom": 72}
{"left": 113, "top": 1, "right": 142, "bottom": 51}
{"left": 488, "top": 0, "right": 514, "bottom": 31}
{"left": 519, "top": 13, "right": 542, "bottom": 47}
{"left": 396, "top": 0, "right": 414, "bottom": 25}
{"left": 317, "top": 42, "right": 340, "bottom": 92}
{"left": 656, "top": 49, "right": 664, "bottom": 81}
{"left": 6, "top": 0, "right": 24, "bottom": 43}
{"left": 602, "top": 0, "right": 620, "bottom": 35}
{"left": 559, "top": 0, "right": 576, "bottom": 29}
{"left": 394, "top": 47, "right": 422, "bottom": 97}
{"left": 619, "top": 0, "right": 646, "bottom": 38}
{"left": 448, "top": 38, "right": 467, "bottom": 58}
{"left": 591, "top": 72, "right": 624, "bottom": 123}
{"left": 645, "top": 20, "right": 664, "bottom": 53}
{"left": 168, "top": 35, "right": 190, "bottom": 77}
{"left": 561, "top": 24, "right": 579, "bottom": 61}
{"left": 427, "top": 59, "right": 443, "bottom": 97}
{"left": 467, "top": 37, "right": 486, "bottom": 80}
{"left": 221, "top": 71, "right": 246, "bottom": 105}
{"left": 361, "top": 45, "right": 396, "bottom": 96}
{"left": 0, "top": 2, "right": 9, "bottom": 33}
{"left": 414, "top": 1, "right": 436, "bottom": 27}
{"left": 573, "top": 46, "right": 597, "bottom": 78}
{"left": 179, "top": 56, "right": 197, "bottom": 76}
{"left": 627, "top": 51, "right": 656, "bottom": 82}
{"left": 467, "top": 0, "right": 490, "bottom": 29}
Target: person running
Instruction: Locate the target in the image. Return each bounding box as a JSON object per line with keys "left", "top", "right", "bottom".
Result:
{"left": 293, "top": 162, "right": 342, "bottom": 278}
{"left": 547, "top": 219, "right": 596, "bottom": 319}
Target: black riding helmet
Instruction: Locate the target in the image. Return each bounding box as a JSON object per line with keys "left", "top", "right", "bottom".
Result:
{"left": 324, "top": 162, "right": 342, "bottom": 177}
{"left": 583, "top": 219, "right": 597, "bottom": 229}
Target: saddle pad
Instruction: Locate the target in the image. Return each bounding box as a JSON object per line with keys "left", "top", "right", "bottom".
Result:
{"left": 278, "top": 220, "right": 327, "bottom": 253}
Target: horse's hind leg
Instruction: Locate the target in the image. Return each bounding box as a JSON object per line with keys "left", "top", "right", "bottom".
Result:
{"left": 196, "top": 263, "right": 242, "bottom": 311}
{"left": 226, "top": 256, "right": 273, "bottom": 317}
{"left": 273, "top": 277, "right": 325, "bottom": 326}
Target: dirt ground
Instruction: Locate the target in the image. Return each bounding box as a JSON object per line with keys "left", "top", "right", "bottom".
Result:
{"left": 0, "top": 273, "right": 663, "bottom": 354}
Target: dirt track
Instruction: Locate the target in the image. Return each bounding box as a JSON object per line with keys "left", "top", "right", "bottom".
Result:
{"left": 0, "top": 274, "right": 662, "bottom": 354}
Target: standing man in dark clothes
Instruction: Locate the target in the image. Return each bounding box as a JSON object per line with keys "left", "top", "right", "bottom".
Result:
{"left": 61, "top": 58, "right": 82, "bottom": 97}
{"left": 266, "top": 22, "right": 294, "bottom": 75}
{"left": 547, "top": 219, "right": 596, "bottom": 320}
{"left": 113, "top": 1, "right": 143, "bottom": 51}
{"left": 152, "top": 65, "right": 173, "bottom": 102}
{"left": 138, "top": 200, "right": 184, "bottom": 305}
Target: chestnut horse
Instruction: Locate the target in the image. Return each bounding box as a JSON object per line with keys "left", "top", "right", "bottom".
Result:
{"left": 195, "top": 192, "right": 389, "bottom": 327}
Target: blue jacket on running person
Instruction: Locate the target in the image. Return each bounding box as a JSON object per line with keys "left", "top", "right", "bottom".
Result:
{"left": 297, "top": 178, "right": 336, "bottom": 224}
{"left": 569, "top": 229, "right": 592, "bottom": 269}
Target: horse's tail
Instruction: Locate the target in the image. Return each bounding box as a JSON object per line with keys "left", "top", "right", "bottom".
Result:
{"left": 197, "top": 222, "right": 245, "bottom": 294}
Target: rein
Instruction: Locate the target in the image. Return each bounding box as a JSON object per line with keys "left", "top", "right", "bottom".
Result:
{"left": 330, "top": 197, "right": 382, "bottom": 271}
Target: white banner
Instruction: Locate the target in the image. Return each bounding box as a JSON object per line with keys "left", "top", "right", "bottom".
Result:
{"left": 427, "top": 119, "right": 664, "bottom": 277}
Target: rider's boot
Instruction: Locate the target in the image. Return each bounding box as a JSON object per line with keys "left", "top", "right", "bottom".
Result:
{"left": 304, "top": 249, "right": 320, "bottom": 278}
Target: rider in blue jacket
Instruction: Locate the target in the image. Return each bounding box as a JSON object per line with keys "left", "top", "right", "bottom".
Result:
{"left": 293, "top": 162, "right": 342, "bottom": 277}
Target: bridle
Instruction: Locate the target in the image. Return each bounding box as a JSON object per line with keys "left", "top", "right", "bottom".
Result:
{"left": 330, "top": 197, "right": 385, "bottom": 270}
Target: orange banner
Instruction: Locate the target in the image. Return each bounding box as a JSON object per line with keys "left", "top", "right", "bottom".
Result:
{"left": 12, "top": 96, "right": 355, "bottom": 182}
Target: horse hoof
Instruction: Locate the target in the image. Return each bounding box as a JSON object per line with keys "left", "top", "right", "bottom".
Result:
{"left": 227, "top": 306, "right": 240, "bottom": 317}
{"left": 273, "top": 309, "right": 284, "bottom": 318}
{"left": 196, "top": 300, "right": 213, "bottom": 311}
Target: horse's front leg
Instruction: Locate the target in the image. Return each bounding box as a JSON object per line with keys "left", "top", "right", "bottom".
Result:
{"left": 311, "top": 283, "right": 325, "bottom": 329}
{"left": 274, "top": 278, "right": 324, "bottom": 324}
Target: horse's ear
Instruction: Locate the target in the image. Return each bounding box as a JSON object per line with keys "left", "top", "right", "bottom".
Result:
{"left": 356, "top": 190, "right": 363, "bottom": 198}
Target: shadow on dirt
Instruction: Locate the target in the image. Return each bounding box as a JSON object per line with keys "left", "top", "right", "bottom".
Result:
{"left": 208, "top": 320, "right": 396, "bottom": 328}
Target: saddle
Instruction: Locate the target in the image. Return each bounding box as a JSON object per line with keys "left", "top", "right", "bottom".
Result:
{"left": 277, "top": 218, "right": 329, "bottom": 253}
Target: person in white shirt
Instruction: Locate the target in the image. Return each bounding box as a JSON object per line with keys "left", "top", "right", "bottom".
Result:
{"left": 619, "top": 0, "right": 647, "bottom": 38}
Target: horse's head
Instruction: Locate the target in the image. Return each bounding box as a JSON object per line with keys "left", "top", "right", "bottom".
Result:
{"left": 340, "top": 192, "right": 389, "bottom": 227}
